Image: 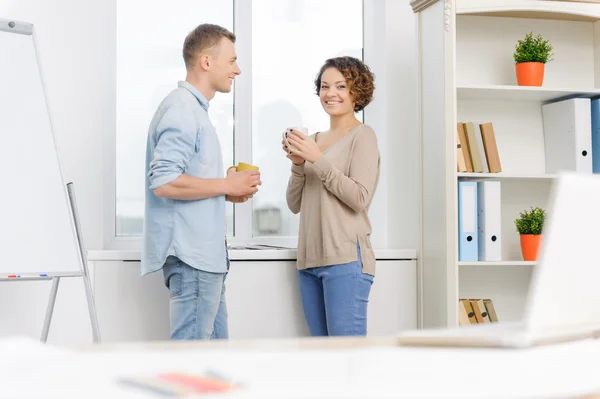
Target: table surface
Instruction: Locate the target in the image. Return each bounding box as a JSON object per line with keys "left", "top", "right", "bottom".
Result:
{"left": 3, "top": 335, "right": 600, "bottom": 399}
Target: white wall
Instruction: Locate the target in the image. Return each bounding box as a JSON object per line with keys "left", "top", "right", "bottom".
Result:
{"left": 0, "top": 0, "right": 111, "bottom": 344}
{"left": 2, "top": 0, "right": 112, "bottom": 250}
{"left": 385, "top": 0, "right": 419, "bottom": 251}
{"left": 0, "top": 0, "right": 418, "bottom": 344}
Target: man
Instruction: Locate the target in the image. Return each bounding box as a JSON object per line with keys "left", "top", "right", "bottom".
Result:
{"left": 142, "top": 24, "right": 261, "bottom": 340}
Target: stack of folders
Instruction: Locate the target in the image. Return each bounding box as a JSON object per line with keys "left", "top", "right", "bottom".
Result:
{"left": 457, "top": 122, "right": 502, "bottom": 173}
{"left": 459, "top": 298, "right": 499, "bottom": 326}
{"left": 458, "top": 180, "right": 501, "bottom": 262}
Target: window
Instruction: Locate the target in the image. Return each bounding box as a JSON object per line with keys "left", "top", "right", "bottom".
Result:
{"left": 250, "top": 0, "right": 363, "bottom": 238}
{"left": 111, "top": 0, "right": 367, "bottom": 246}
{"left": 115, "top": 0, "right": 234, "bottom": 237}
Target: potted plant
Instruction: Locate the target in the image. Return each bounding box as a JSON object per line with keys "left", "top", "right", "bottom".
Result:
{"left": 514, "top": 206, "right": 546, "bottom": 261}
{"left": 513, "top": 32, "right": 554, "bottom": 86}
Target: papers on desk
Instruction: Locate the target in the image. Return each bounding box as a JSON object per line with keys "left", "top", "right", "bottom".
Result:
{"left": 2, "top": 336, "right": 600, "bottom": 399}
{"left": 228, "top": 244, "right": 296, "bottom": 250}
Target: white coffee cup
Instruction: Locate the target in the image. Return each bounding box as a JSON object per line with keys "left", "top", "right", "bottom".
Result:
{"left": 283, "top": 127, "right": 308, "bottom": 149}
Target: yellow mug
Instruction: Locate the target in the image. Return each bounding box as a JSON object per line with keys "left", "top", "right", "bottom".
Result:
{"left": 227, "top": 162, "right": 259, "bottom": 173}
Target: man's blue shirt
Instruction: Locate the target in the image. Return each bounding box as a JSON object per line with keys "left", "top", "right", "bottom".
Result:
{"left": 142, "top": 81, "right": 226, "bottom": 276}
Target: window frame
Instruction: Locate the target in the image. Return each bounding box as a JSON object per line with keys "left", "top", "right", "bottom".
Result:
{"left": 104, "top": 0, "right": 385, "bottom": 251}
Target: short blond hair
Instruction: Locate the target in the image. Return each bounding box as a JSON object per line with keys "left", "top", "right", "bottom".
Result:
{"left": 182, "top": 24, "right": 236, "bottom": 69}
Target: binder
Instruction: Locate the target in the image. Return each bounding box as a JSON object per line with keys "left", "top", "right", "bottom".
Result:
{"left": 470, "top": 299, "right": 491, "bottom": 323}
{"left": 592, "top": 99, "right": 600, "bottom": 174}
{"left": 458, "top": 181, "right": 478, "bottom": 261}
{"left": 458, "top": 300, "right": 470, "bottom": 325}
{"left": 483, "top": 299, "right": 499, "bottom": 322}
{"left": 477, "top": 181, "right": 502, "bottom": 261}
{"left": 459, "top": 299, "right": 478, "bottom": 325}
{"left": 542, "top": 98, "right": 592, "bottom": 174}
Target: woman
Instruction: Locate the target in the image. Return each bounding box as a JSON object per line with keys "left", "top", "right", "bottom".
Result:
{"left": 282, "top": 56, "right": 380, "bottom": 336}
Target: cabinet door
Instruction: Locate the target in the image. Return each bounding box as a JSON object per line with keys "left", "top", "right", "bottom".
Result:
{"left": 94, "top": 261, "right": 170, "bottom": 342}
{"left": 226, "top": 261, "right": 309, "bottom": 338}
{"left": 91, "top": 259, "right": 417, "bottom": 341}
{"left": 368, "top": 260, "right": 417, "bottom": 335}
{"left": 227, "top": 260, "right": 417, "bottom": 338}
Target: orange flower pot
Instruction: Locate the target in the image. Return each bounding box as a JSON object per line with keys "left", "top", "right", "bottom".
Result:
{"left": 516, "top": 62, "right": 545, "bottom": 86}
{"left": 520, "top": 234, "right": 542, "bottom": 261}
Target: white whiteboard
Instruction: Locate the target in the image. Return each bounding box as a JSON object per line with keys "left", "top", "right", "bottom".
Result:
{"left": 0, "top": 19, "right": 83, "bottom": 277}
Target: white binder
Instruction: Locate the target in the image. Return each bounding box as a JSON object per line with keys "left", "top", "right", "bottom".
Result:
{"left": 477, "top": 181, "right": 501, "bottom": 261}
{"left": 542, "top": 98, "right": 592, "bottom": 174}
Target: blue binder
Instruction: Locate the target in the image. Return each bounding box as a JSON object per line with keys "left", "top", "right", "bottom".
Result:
{"left": 592, "top": 99, "right": 600, "bottom": 174}
{"left": 458, "top": 181, "right": 478, "bottom": 261}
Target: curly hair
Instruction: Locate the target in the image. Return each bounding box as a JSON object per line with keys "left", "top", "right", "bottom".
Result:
{"left": 314, "top": 56, "right": 375, "bottom": 112}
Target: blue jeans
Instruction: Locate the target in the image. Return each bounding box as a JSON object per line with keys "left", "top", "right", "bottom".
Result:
{"left": 162, "top": 256, "right": 228, "bottom": 340}
{"left": 298, "top": 244, "right": 374, "bottom": 336}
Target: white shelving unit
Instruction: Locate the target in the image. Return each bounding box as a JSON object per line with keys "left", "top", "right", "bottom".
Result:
{"left": 458, "top": 261, "right": 537, "bottom": 267}
{"left": 411, "top": 0, "right": 600, "bottom": 328}
{"left": 456, "top": 172, "right": 556, "bottom": 180}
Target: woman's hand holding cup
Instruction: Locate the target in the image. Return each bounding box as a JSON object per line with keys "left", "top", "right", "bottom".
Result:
{"left": 282, "top": 128, "right": 306, "bottom": 166}
{"left": 285, "top": 128, "right": 321, "bottom": 164}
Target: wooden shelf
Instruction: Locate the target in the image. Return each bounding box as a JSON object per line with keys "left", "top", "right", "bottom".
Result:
{"left": 457, "top": 85, "right": 600, "bottom": 103}
{"left": 459, "top": 261, "right": 537, "bottom": 266}
{"left": 456, "top": 4, "right": 600, "bottom": 23}
{"left": 457, "top": 173, "right": 556, "bottom": 180}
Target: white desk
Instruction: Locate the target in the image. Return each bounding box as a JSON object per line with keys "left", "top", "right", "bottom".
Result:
{"left": 86, "top": 248, "right": 417, "bottom": 262}
{"left": 2, "top": 336, "right": 600, "bottom": 398}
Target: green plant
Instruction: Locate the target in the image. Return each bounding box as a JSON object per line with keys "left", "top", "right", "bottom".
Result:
{"left": 513, "top": 32, "right": 554, "bottom": 64}
{"left": 514, "top": 206, "right": 546, "bottom": 235}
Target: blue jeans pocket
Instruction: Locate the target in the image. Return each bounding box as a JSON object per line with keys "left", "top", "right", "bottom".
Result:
{"left": 163, "top": 260, "right": 183, "bottom": 298}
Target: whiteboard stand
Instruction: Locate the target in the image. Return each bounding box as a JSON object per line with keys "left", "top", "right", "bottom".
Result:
{"left": 3, "top": 182, "right": 102, "bottom": 344}
{"left": 0, "top": 18, "right": 101, "bottom": 344}
{"left": 39, "top": 182, "right": 101, "bottom": 344}
{"left": 0, "top": 183, "right": 101, "bottom": 343}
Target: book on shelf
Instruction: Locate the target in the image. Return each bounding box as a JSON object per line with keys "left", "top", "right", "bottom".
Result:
{"left": 463, "top": 122, "right": 484, "bottom": 173}
{"left": 457, "top": 128, "right": 467, "bottom": 172}
{"left": 457, "top": 123, "right": 473, "bottom": 172}
{"left": 456, "top": 122, "right": 502, "bottom": 174}
{"left": 479, "top": 123, "right": 502, "bottom": 173}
